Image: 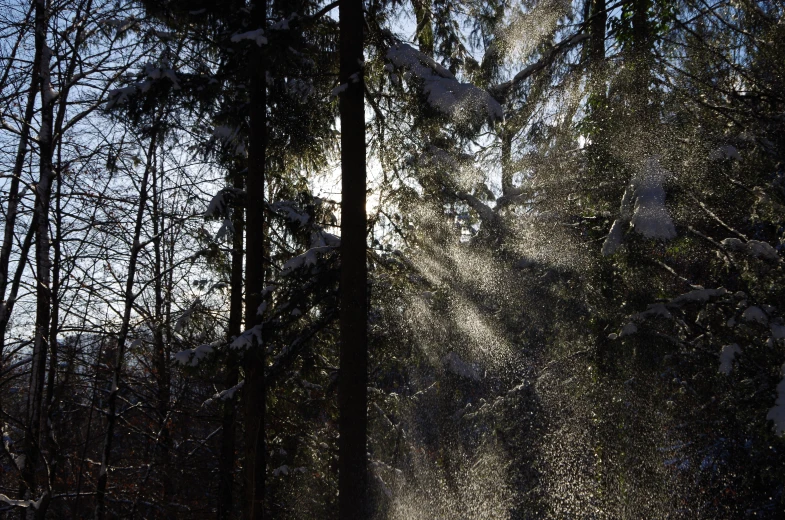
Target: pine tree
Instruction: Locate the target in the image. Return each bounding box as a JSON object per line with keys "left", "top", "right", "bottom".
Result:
{"left": 338, "top": 0, "right": 369, "bottom": 516}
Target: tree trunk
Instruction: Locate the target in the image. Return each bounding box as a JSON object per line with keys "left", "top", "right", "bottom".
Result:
{"left": 219, "top": 168, "right": 244, "bottom": 520}
{"left": 243, "top": 0, "right": 267, "bottom": 517}
{"left": 586, "top": 0, "right": 608, "bottom": 154}
{"left": 41, "top": 145, "right": 63, "bottom": 507}
{"left": 93, "top": 129, "right": 158, "bottom": 520}
{"left": 630, "top": 0, "right": 652, "bottom": 119}
{"left": 21, "top": 1, "right": 55, "bottom": 514}
{"left": 589, "top": 0, "right": 607, "bottom": 65}
{"left": 631, "top": 0, "right": 650, "bottom": 58}
{"left": 151, "top": 143, "right": 173, "bottom": 514}
{"left": 338, "top": 0, "right": 368, "bottom": 517}
{"left": 501, "top": 128, "right": 513, "bottom": 196}
{"left": 38, "top": 3, "right": 92, "bottom": 511}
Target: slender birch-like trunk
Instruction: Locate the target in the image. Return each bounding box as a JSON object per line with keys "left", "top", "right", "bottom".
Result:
{"left": 20, "top": 1, "right": 56, "bottom": 515}
{"left": 93, "top": 129, "right": 158, "bottom": 520}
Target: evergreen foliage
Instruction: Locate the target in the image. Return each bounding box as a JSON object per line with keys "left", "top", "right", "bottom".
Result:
{"left": 0, "top": 0, "right": 782, "bottom": 517}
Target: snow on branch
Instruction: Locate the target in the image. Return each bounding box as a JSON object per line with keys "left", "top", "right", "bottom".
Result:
{"left": 270, "top": 200, "right": 310, "bottom": 226}
{"left": 0, "top": 493, "right": 46, "bottom": 509}
{"left": 281, "top": 247, "right": 336, "bottom": 275}
{"left": 768, "top": 364, "right": 785, "bottom": 435}
{"left": 174, "top": 341, "right": 220, "bottom": 366}
{"left": 102, "top": 16, "right": 138, "bottom": 34}
{"left": 630, "top": 158, "right": 677, "bottom": 240}
{"left": 721, "top": 238, "right": 781, "bottom": 263}
{"left": 230, "top": 324, "right": 263, "bottom": 350}
{"left": 386, "top": 44, "right": 503, "bottom": 124}
{"left": 602, "top": 156, "right": 677, "bottom": 255}
{"left": 106, "top": 63, "right": 182, "bottom": 108}
{"left": 609, "top": 284, "right": 785, "bottom": 435}
{"left": 142, "top": 64, "right": 180, "bottom": 90}
{"left": 231, "top": 29, "right": 267, "bottom": 46}
{"left": 608, "top": 288, "right": 728, "bottom": 338}
{"left": 210, "top": 125, "right": 246, "bottom": 157}
{"left": 203, "top": 380, "right": 245, "bottom": 407}
{"left": 214, "top": 218, "right": 234, "bottom": 242}
{"left": 174, "top": 298, "right": 201, "bottom": 332}
{"left": 718, "top": 343, "right": 741, "bottom": 375}
{"left": 204, "top": 187, "right": 244, "bottom": 218}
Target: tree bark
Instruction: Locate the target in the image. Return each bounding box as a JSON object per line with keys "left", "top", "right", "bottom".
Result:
{"left": 41, "top": 144, "right": 63, "bottom": 509}
{"left": 501, "top": 128, "right": 513, "bottom": 196}
{"left": 219, "top": 167, "right": 244, "bottom": 520}
{"left": 630, "top": 0, "right": 652, "bottom": 118}
{"left": 243, "top": 0, "right": 267, "bottom": 517}
{"left": 93, "top": 129, "right": 158, "bottom": 520}
{"left": 151, "top": 141, "right": 173, "bottom": 513}
{"left": 338, "top": 0, "right": 368, "bottom": 517}
{"left": 21, "top": 0, "right": 55, "bottom": 514}
{"left": 589, "top": 0, "right": 607, "bottom": 65}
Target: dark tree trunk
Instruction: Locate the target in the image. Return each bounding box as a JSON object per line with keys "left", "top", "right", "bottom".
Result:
{"left": 589, "top": 0, "right": 607, "bottom": 64}
{"left": 338, "top": 0, "right": 368, "bottom": 517}
{"left": 630, "top": 0, "right": 652, "bottom": 118}
{"left": 151, "top": 146, "right": 173, "bottom": 513}
{"left": 243, "top": 0, "right": 267, "bottom": 517}
{"left": 93, "top": 129, "right": 158, "bottom": 520}
{"left": 219, "top": 168, "right": 244, "bottom": 520}
{"left": 586, "top": 0, "right": 608, "bottom": 140}
{"left": 501, "top": 130, "right": 513, "bottom": 196}
{"left": 631, "top": 0, "right": 650, "bottom": 58}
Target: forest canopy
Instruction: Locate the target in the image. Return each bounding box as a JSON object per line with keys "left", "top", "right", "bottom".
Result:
{"left": 0, "top": 0, "right": 783, "bottom": 518}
